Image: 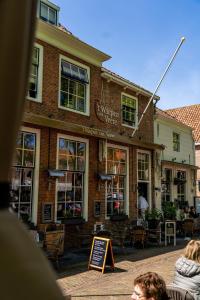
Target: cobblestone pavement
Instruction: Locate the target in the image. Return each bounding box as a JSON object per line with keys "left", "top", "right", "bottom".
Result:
{"left": 57, "top": 242, "right": 186, "bottom": 300}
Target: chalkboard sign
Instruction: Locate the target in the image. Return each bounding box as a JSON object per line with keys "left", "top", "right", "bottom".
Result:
{"left": 88, "top": 237, "right": 114, "bottom": 273}
{"left": 42, "top": 203, "right": 53, "bottom": 223}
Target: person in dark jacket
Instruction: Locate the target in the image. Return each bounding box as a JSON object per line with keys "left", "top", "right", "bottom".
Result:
{"left": 173, "top": 239, "right": 200, "bottom": 299}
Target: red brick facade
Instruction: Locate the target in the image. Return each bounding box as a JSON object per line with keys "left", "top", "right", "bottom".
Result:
{"left": 16, "top": 33, "right": 160, "bottom": 247}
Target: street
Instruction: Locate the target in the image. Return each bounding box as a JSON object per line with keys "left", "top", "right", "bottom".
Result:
{"left": 57, "top": 242, "right": 186, "bottom": 299}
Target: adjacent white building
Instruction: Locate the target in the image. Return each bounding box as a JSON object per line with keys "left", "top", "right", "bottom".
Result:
{"left": 154, "top": 108, "right": 196, "bottom": 210}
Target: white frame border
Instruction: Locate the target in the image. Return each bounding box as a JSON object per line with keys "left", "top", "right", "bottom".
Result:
{"left": 56, "top": 133, "right": 89, "bottom": 221}
{"left": 58, "top": 54, "right": 90, "bottom": 116}
{"left": 121, "top": 92, "right": 138, "bottom": 129}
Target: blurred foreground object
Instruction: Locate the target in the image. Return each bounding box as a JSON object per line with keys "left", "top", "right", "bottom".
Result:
{"left": 0, "top": 1, "right": 64, "bottom": 299}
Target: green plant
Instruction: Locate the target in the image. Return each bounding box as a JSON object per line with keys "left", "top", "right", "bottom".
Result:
{"left": 162, "top": 201, "right": 176, "bottom": 220}
{"left": 145, "top": 208, "right": 162, "bottom": 221}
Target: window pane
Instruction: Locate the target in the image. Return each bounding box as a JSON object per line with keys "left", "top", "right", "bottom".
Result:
{"left": 77, "top": 83, "right": 85, "bottom": 97}
{"left": 68, "top": 94, "right": 76, "bottom": 109}
{"left": 68, "top": 156, "right": 76, "bottom": 170}
{"left": 24, "top": 133, "right": 35, "bottom": 150}
{"left": 14, "top": 149, "right": 22, "bottom": 166}
{"left": 77, "top": 143, "right": 85, "bottom": 157}
{"left": 59, "top": 155, "right": 67, "bottom": 170}
{"left": 77, "top": 97, "right": 85, "bottom": 112}
{"left": 61, "top": 77, "right": 68, "bottom": 92}
{"left": 60, "top": 92, "right": 68, "bottom": 107}
{"left": 49, "top": 7, "right": 56, "bottom": 24}
{"left": 40, "top": 3, "right": 48, "bottom": 20}
{"left": 23, "top": 150, "right": 34, "bottom": 167}
{"left": 69, "top": 80, "right": 77, "bottom": 95}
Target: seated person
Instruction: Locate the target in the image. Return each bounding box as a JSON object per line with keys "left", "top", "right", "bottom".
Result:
{"left": 173, "top": 240, "right": 200, "bottom": 299}
{"left": 189, "top": 206, "right": 198, "bottom": 219}
{"left": 131, "top": 272, "right": 169, "bottom": 300}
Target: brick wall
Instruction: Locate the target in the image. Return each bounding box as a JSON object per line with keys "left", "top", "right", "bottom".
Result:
{"left": 22, "top": 39, "right": 155, "bottom": 246}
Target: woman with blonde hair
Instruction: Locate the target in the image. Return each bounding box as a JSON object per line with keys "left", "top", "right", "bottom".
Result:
{"left": 173, "top": 239, "right": 200, "bottom": 299}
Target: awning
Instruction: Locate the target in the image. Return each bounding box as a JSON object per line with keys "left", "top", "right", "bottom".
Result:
{"left": 97, "top": 173, "right": 112, "bottom": 181}
{"left": 48, "top": 169, "right": 65, "bottom": 177}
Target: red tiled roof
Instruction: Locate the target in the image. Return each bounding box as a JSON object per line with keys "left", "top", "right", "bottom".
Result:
{"left": 166, "top": 104, "right": 200, "bottom": 142}
{"left": 156, "top": 108, "right": 192, "bottom": 128}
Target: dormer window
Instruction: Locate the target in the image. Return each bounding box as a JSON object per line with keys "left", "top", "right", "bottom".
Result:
{"left": 40, "top": 1, "right": 57, "bottom": 25}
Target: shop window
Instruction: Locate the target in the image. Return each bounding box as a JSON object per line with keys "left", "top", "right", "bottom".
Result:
{"left": 161, "top": 169, "right": 172, "bottom": 205}
{"left": 177, "top": 170, "right": 186, "bottom": 203}
{"left": 106, "top": 147, "right": 127, "bottom": 216}
{"left": 59, "top": 56, "right": 90, "bottom": 115}
{"left": 27, "top": 44, "right": 43, "bottom": 102}
{"left": 173, "top": 132, "right": 180, "bottom": 152}
{"left": 57, "top": 137, "right": 87, "bottom": 220}
{"left": 40, "top": 1, "right": 57, "bottom": 25}
{"left": 138, "top": 152, "right": 150, "bottom": 181}
{"left": 10, "top": 131, "right": 36, "bottom": 222}
{"left": 121, "top": 93, "right": 137, "bottom": 127}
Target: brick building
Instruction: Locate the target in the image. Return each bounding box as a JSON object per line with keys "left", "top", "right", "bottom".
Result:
{"left": 10, "top": 0, "right": 163, "bottom": 246}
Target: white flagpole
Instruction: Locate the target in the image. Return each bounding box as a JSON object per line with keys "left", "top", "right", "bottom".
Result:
{"left": 131, "top": 37, "right": 186, "bottom": 138}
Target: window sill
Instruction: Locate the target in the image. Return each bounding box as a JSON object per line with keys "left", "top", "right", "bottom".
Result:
{"left": 110, "top": 214, "right": 128, "bottom": 221}
{"left": 62, "top": 217, "right": 85, "bottom": 225}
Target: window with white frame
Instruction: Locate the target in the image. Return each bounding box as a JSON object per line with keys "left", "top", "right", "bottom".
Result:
{"left": 161, "top": 169, "right": 172, "bottom": 204}
{"left": 57, "top": 137, "right": 87, "bottom": 220}
{"left": 59, "top": 57, "right": 90, "bottom": 115}
{"left": 121, "top": 94, "right": 137, "bottom": 127}
{"left": 106, "top": 147, "right": 127, "bottom": 216}
{"left": 138, "top": 152, "right": 150, "bottom": 181}
{"left": 9, "top": 131, "right": 36, "bottom": 222}
{"left": 173, "top": 132, "right": 180, "bottom": 152}
{"left": 176, "top": 170, "right": 186, "bottom": 202}
{"left": 40, "top": 1, "right": 57, "bottom": 25}
{"left": 27, "top": 45, "right": 43, "bottom": 102}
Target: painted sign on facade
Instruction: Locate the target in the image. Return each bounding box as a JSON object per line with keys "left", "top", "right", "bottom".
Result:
{"left": 95, "top": 101, "right": 120, "bottom": 126}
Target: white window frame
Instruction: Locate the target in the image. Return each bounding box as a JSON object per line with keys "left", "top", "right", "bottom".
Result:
{"left": 19, "top": 126, "right": 40, "bottom": 225}
{"left": 56, "top": 134, "right": 89, "bottom": 221}
{"left": 105, "top": 143, "right": 129, "bottom": 219}
{"left": 121, "top": 92, "right": 138, "bottom": 129}
{"left": 39, "top": 1, "right": 58, "bottom": 25}
{"left": 58, "top": 54, "right": 90, "bottom": 116}
{"left": 173, "top": 132, "right": 180, "bottom": 152}
{"left": 27, "top": 43, "right": 43, "bottom": 103}
{"left": 137, "top": 149, "right": 152, "bottom": 210}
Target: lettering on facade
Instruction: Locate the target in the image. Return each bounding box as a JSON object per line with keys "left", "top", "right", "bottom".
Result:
{"left": 82, "top": 126, "right": 115, "bottom": 138}
{"left": 95, "top": 101, "right": 120, "bottom": 126}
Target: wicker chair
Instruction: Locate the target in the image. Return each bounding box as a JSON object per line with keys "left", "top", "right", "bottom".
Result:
{"left": 45, "top": 236, "right": 64, "bottom": 269}
{"left": 131, "top": 225, "right": 147, "bottom": 248}
{"left": 182, "top": 219, "right": 194, "bottom": 238}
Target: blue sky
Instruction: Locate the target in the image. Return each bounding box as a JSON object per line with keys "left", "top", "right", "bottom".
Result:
{"left": 54, "top": 0, "right": 200, "bottom": 109}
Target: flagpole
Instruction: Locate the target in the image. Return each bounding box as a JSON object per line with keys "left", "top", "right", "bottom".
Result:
{"left": 131, "top": 37, "right": 186, "bottom": 138}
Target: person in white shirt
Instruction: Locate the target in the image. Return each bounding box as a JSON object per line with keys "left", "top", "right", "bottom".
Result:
{"left": 138, "top": 192, "right": 149, "bottom": 219}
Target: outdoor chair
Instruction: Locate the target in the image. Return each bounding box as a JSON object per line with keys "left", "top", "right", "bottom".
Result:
{"left": 109, "top": 222, "right": 128, "bottom": 249}
{"left": 131, "top": 225, "right": 147, "bottom": 248}
{"left": 147, "top": 220, "right": 162, "bottom": 245}
{"left": 167, "top": 285, "right": 194, "bottom": 300}
{"left": 45, "top": 236, "right": 64, "bottom": 270}
{"left": 182, "top": 219, "right": 194, "bottom": 238}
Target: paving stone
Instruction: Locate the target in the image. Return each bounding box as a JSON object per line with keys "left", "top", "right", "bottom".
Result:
{"left": 58, "top": 240, "right": 187, "bottom": 299}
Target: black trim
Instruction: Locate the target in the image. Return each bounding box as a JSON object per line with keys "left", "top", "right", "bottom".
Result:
{"left": 0, "top": 182, "right": 10, "bottom": 209}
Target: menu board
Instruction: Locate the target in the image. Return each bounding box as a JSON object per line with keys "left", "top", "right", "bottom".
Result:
{"left": 42, "top": 203, "right": 53, "bottom": 223}
{"left": 88, "top": 237, "right": 114, "bottom": 273}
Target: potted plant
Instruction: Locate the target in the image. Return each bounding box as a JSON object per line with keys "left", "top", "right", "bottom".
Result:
{"left": 162, "top": 201, "right": 176, "bottom": 220}
{"left": 145, "top": 208, "right": 162, "bottom": 229}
